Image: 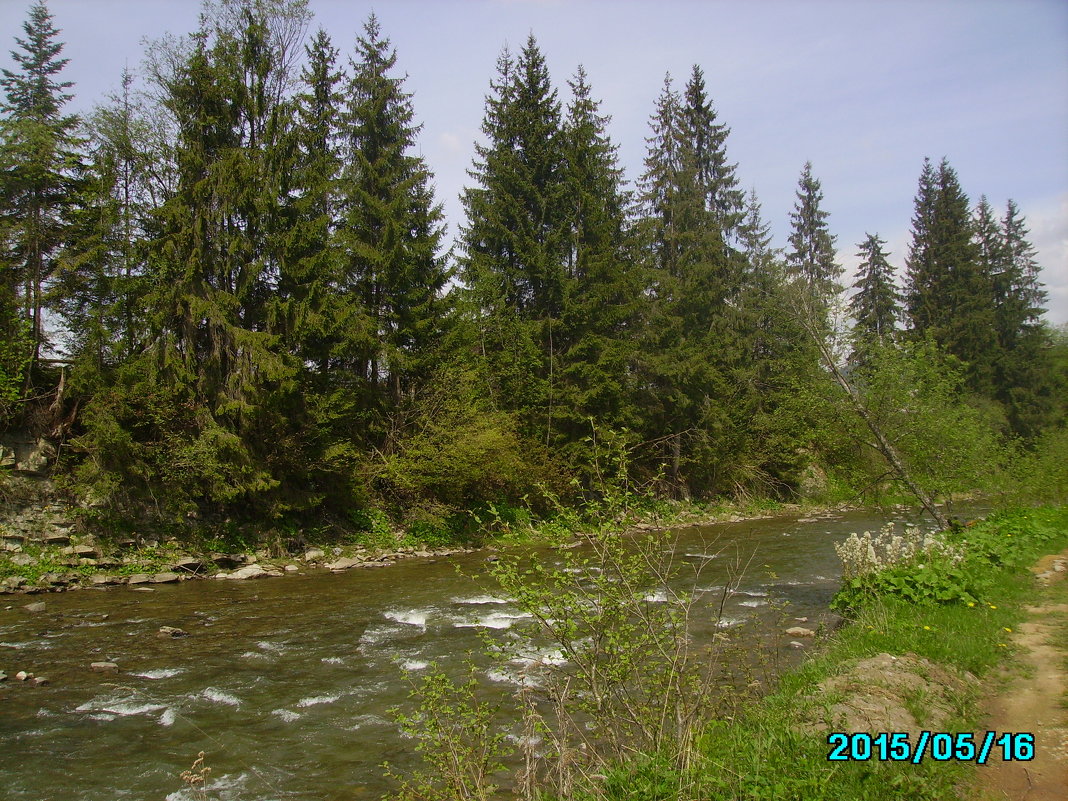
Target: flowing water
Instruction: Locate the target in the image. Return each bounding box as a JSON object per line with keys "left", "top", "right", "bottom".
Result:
{"left": 0, "top": 506, "right": 962, "bottom": 799}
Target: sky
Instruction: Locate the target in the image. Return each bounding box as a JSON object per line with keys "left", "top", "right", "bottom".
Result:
{"left": 2, "top": 0, "right": 1066, "bottom": 324}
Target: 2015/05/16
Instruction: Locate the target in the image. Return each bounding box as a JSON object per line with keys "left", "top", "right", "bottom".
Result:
{"left": 827, "top": 731, "right": 1035, "bottom": 764}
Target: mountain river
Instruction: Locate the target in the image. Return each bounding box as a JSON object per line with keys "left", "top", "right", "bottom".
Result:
{"left": 0, "top": 505, "right": 968, "bottom": 799}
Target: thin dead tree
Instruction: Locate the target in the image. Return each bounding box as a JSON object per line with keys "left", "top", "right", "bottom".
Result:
{"left": 793, "top": 287, "right": 950, "bottom": 530}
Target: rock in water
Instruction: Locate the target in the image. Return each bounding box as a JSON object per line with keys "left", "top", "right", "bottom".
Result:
{"left": 325, "top": 557, "right": 364, "bottom": 572}
{"left": 22, "top": 601, "right": 46, "bottom": 613}
{"left": 90, "top": 662, "right": 119, "bottom": 673}
{"left": 785, "top": 626, "right": 816, "bottom": 638}
{"left": 224, "top": 565, "right": 269, "bottom": 580}
{"left": 158, "top": 626, "right": 189, "bottom": 638}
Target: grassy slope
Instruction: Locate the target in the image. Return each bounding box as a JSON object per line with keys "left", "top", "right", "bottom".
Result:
{"left": 596, "top": 507, "right": 1068, "bottom": 801}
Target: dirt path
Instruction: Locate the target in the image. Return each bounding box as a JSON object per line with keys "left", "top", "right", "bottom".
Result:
{"left": 976, "top": 550, "right": 1068, "bottom": 800}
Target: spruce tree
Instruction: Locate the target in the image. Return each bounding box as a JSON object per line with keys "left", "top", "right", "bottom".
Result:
{"left": 552, "top": 65, "right": 638, "bottom": 462}
{"left": 785, "top": 161, "right": 840, "bottom": 304}
{"left": 105, "top": 1, "right": 310, "bottom": 514}
{"left": 729, "top": 188, "right": 822, "bottom": 494}
{"left": 337, "top": 14, "right": 449, "bottom": 415}
{"left": 0, "top": 0, "right": 79, "bottom": 375}
{"left": 679, "top": 65, "right": 743, "bottom": 244}
{"left": 905, "top": 158, "right": 993, "bottom": 394}
{"left": 904, "top": 158, "right": 938, "bottom": 334}
{"left": 57, "top": 70, "right": 157, "bottom": 378}
{"left": 849, "top": 233, "right": 901, "bottom": 359}
{"left": 635, "top": 71, "right": 745, "bottom": 496}
{"left": 993, "top": 199, "right": 1054, "bottom": 436}
{"left": 738, "top": 187, "right": 777, "bottom": 277}
{"left": 275, "top": 26, "right": 344, "bottom": 375}
{"left": 459, "top": 36, "right": 569, "bottom": 438}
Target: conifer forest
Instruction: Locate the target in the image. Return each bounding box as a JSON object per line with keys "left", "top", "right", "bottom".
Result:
{"left": 1, "top": 0, "right": 1065, "bottom": 541}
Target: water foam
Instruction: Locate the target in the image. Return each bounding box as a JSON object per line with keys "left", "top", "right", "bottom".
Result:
{"left": 76, "top": 695, "right": 166, "bottom": 717}
{"left": 201, "top": 687, "right": 241, "bottom": 707}
{"left": 133, "top": 668, "right": 184, "bottom": 680}
{"left": 452, "top": 594, "right": 509, "bottom": 605}
{"left": 453, "top": 611, "right": 532, "bottom": 630}
{"left": 384, "top": 609, "right": 430, "bottom": 627}
{"left": 297, "top": 693, "right": 341, "bottom": 708}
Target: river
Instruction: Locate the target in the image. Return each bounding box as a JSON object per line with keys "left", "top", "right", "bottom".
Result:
{"left": 0, "top": 506, "right": 951, "bottom": 799}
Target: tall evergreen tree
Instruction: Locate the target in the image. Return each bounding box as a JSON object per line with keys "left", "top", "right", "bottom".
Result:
{"left": 337, "top": 14, "right": 449, "bottom": 413}
{"left": 904, "top": 157, "right": 938, "bottom": 332}
{"left": 551, "top": 65, "right": 638, "bottom": 461}
{"left": 85, "top": 0, "right": 313, "bottom": 514}
{"left": 785, "top": 161, "right": 840, "bottom": 304}
{"left": 0, "top": 0, "right": 79, "bottom": 375}
{"left": 738, "top": 187, "right": 777, "bottom": 277}
{"left": 634, "top": 71, "right": 745, "bottom": 496}
{"left": 849, "top": 233, "right": 900, "bottom": 358}
{"left": 274, "top": 26, "right": 344, "bottom": 374}
{"left": 459, "top": 35, "right": 569, "bottom": 438}
{"left": 993, "top": 199, "right": 1054, "bottom": 436}
{"left": 679, "top": 65, "right": 743, "bottom": 245}
{"left": 905, "top": 158, "right": 993, "bottom": 394}
{"left": 57, "top": 70, "right": 157, "bottom": 378}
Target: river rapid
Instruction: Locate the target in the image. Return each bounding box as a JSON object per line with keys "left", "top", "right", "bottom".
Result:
{"left": 0, "top": 506, "right": 955, "bottom": 800}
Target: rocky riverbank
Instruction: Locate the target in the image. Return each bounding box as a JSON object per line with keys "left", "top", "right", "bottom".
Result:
{"left": 0, "top": 533, "right": 481, "bottom": 595}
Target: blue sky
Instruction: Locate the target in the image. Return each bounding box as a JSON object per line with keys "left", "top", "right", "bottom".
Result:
{"left": 3, "top": 0, "right": 1066, "bottom": 323}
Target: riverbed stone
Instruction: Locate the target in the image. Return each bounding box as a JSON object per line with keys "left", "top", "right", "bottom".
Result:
{"left": 325, "top": 556, "right": 364, "bottom": 571}
{"left": 90, "top": 574, "right": 120, "bottom": 586}
{"left": 15, "top": 671, "right": 30, "bottom": 680}
{"left": 225, "top": 564, "right": 270, "bottom": 580}
{"left": 90, "top": 661, "right": 119, "bottom": 673}
{"left": 151, "top": 572, "right": 181, "bottom": 584}
{"left": 284, "top": 564, "right": 298, "bottom": 572}
{"left": 23, "top": 601, "right": 46, "bottom": 612}
{"left": 158, "top": 626, "right": 188, "bottom": 638}
{"left": 785, "top": 626, "right": 815, "bottom": 637}
{"left": 126, "top": 573, "right": 152, "bottom": 585}
{"left": 30, "top": 676, "right": 49, "bottom": 686}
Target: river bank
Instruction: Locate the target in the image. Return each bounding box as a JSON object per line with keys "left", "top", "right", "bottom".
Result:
{"left": 0, "top": 486, "right": 887, "bottom": 597}
{"left": 589, "top": 505, "right": 1068, "bottom": 801}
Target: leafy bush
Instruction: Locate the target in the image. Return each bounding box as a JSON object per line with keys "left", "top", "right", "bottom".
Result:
{"left": 833, "top": 508, "right": 1065, "bottom": 612}
{"left": 371, "top": 368, "right": 564, "bottom": 513}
